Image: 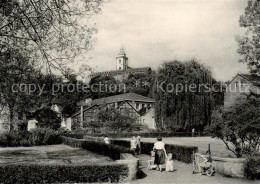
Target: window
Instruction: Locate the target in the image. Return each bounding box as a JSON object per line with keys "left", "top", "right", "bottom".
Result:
{"left": 142, "top": 104, "right": 145, "bottom": 109}
{"left": 119, "top": 67, "right": 121, "bottom": 70}
{"left": 119, "top": 60, "right": 121, "bottom": 64}
{"left": 136, "top": 103, "right": 139, "bottom": 109}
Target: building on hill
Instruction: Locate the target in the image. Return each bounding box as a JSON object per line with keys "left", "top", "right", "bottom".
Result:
{"left": 224, "top": 73, "right": 260, "bottom": 108}
{"left": 87, "top": 47, "right": 152, "bottom": 82}
{"left": 70, "top": 93, "right": 156, "bottom": 130}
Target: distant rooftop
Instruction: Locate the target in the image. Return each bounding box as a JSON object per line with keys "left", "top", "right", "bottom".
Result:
{"left": 79, "top": 93, "right": 155, "bottom": 107}
{"left": 239, "top": 73, "right": 260, "bottom": 87}
{"left": 89, "top": 67, "right": 151, "bottom": 77}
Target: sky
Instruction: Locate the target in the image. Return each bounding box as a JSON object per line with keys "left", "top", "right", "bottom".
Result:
{"left": 76, "top": 0, "right": 249, "bottom": 81}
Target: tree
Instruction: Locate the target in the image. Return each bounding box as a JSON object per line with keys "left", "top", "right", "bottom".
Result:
{"left": 236, "top": 0, "right": 260, "bottom": 74}
{"left": 152, "top": 59, "right": 222, "bottom": 131}
{"left": 0, "top": 0, "right": 103, "bottom": 72}
{"left": 209, "top": 93, "right": 260, "bottom": 158}
{"left": 123, "top": 71, "right": 154, "bottom": 97}
{"left": 0, "top": 48, "right": 39, "bottom": 130}
{"left": 89, "top": 75, "right": 123, "bottom": 99}
{"left": 96, "top": 109, "right": 135, "bottom": 133}
{"left": 34, "top": 108, "right": 61, "bottom": 130}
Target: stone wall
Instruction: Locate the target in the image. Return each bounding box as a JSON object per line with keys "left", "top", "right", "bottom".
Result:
{"left": 195, "top": 153, "right": 245, "bottom": 178}
{"left": 117, "top": 153, "right": 139, "bottom": 181}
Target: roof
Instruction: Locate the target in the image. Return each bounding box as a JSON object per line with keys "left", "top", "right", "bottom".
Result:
{"left": 79, "top": 93, "right": 155, "bottom": 107}
{"left": 239, "top": 74, "right": 260, "bottom": 87}
{"left": 89, "top": 67, "right": 151, "bottom": 77}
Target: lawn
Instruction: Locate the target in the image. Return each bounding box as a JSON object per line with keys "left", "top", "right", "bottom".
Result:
{"left": 0, "top": 144, "right": 113, "bottom": 165}
{"left": 120, "top": 137, "right": 237, "bottom": 158}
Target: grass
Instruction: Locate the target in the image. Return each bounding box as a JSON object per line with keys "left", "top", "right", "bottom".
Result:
{"left": 0, "top": 144, "right": 113, "bottom": 165}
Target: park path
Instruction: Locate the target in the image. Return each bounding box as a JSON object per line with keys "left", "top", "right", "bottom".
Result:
{"left": 132, "top": 154, "right": 259, "bottom": 184}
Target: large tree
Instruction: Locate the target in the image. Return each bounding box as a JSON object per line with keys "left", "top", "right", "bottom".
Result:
{"left": 152, "top": 60, "right": 223, "bottom": 131}
{"left": 209, "top": 93, "right": 260, "bottom": 158}
{"left": 0, "top": 0, "right": 103, "bottom": 72}
{"left": 236, "top": 0, "right": 260, "bottom": 74}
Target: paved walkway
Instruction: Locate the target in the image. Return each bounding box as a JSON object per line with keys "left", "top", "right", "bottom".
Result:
{"left": 133, "top": 154, "right": 259, "bottom": 184}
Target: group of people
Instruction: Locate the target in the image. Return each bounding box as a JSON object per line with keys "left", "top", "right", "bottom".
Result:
{"left": 151, "top": 137, "right": 174, "bottom": 172}
{"left": 151, "top": 137, "right": 212, "bottom": 174}
{"left": 105, "top": 135, "right": 212, "bottom": 175}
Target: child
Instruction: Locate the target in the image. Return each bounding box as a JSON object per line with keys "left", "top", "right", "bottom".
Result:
{"left": 147, "top": 150, "right": 157, "bottom": 170}
{"left": 165, "top": 153, "right": 174, "bottom": 172}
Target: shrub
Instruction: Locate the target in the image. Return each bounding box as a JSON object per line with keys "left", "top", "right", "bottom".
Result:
{"left": 0, "top": 128, "right": 62, "bottom": 147}
{"left": 34, "top": 108, "right": 61, "bottom": 130}
{"left": 244, "top": 157, "right": 260, "bottom": 180}
{"left": 62, "top": 136, "right": 132, "bottom": 160}
{"left": 0, "top": 163, "right": 128, "bottom": 184}
{"left": 111, "top": 140, "right": 198, "bottom": 163}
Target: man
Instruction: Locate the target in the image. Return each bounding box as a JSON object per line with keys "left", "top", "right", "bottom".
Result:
{"left": 130, "top": 136, "right": 137, "bottom": 155}
{"left": 197, "top": 151, "right": 212, "bottom": 175}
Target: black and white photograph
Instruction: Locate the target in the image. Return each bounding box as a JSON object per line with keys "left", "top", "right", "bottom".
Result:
{"left": 0, "top": 0, "right": 259, "bottom": 183}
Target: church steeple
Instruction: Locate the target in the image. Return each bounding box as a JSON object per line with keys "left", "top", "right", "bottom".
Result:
{"left": 119, "top": 46, "right": 126, "bottom": 56}
{"left": 116, "top": 46, "right": 128, "bottom": 70}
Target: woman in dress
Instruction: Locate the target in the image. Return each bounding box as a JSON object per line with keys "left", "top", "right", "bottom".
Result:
{"left": 153, "top": 137, "right": 167, "bottom": 172}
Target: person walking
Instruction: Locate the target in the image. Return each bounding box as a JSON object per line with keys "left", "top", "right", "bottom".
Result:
{"left": 136, "top": 135, "right": 141, "bottom": 154}
{"left": 153, "top": 137, "right": 167, "bottom": 172}
{"left": 130, "top": 136, "right": 137, "bottom": 155}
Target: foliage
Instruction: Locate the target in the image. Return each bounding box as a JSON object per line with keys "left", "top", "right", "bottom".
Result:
{"left": 0, "top": 163, "right": 128, "bottom": 184}
{"left": 123, "top": 71, "right": 154, "bottom": 97}
{"left": 89, "top": 75, "right": 123, "bottom": 99}
{"left": 61, "top": 136, "right": 132, "bottom": 160}
{"left": 152, "top": 59, "right": 223, "bottom": 131}
{"left": 111, "top": 139, "right": 198, "bottom": 163}
{"left": 244, "top": 156, "right": 260, "bottom": 180}
{"left": 209, "top": 94, "right": 260, "bottom": 158}
{"left": 30, "top": 128, "right": 61, "bottom": 145}
{"left": 84, "top": 109, "right": 137, "bottom": 133}
{"left": 0, "top": 0, "right": 103, "bottom": 72}
{"left": 236, "top": 0, "right": 260, "bottom": 74}
{"left": 0, "top": 128, "right": 61, "bottom": 147}
{"left": 34, "top": 108, "right": 61, "bottom": 130}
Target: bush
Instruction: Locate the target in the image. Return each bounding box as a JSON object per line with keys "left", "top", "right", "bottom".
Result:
{"left": 30, "top": 128, "right": 61, "bottom": 145}
{"left": 34, "top": 108, "right": 61, "bottom": 130}
{"left": 111, "top": 140, "right": 198, "bottom": 163}
{"left": 62, "top": 136, "right": 132, "bottom": 160}
{"left": 244, "top": 157, "right": 260, "bottom": 180}
{"left": 0, "top": 163, "right": 128, "bottom": 184}
{"left": 0, "top": 128, "right": 62, "bottom": 147}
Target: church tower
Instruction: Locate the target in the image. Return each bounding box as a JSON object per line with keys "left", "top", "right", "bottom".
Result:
{"left": 116, "top": 47, "right": 128, "bottom": 70}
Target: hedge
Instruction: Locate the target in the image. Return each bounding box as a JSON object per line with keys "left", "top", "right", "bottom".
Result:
{"left": 0, "top": 163, "right": 128, "bottom": 184}
{"left": 244, "top": 156, "right": 260, "bottom": 180}
{"left": 88, "top": 132, "right": 206, "bottom": 138}
{"left": 111, "top": 140, "right": 198, "bottom": 163}
{"left": 63, "top": 133, "right": 84, "bottom": 139}
{"left": 62, "top": 136, "right": 132, "bottom": 160}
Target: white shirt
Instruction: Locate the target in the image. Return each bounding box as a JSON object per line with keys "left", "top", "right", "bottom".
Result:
{"left": 154, "top": 141, "right": 165, "bottom": 150}
{"left": 104, "top": 137, "right": 109, "bottom": 144}
{"left": 131, "top": 139, "right": 137, "bottom": 149}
